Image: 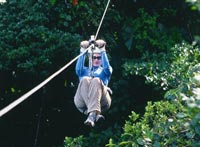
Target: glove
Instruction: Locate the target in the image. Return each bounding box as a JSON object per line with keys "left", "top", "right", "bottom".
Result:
{"left": 95, "top": 39, "right": 106, "bottom": 52}
{"left": 80, "top": 40, "right": 89, "bottom": 52}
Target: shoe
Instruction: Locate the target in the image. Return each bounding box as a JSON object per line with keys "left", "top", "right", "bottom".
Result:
{"left": 84, "top": 112, "right": 96, "bottom": 127}
{"left": 96, "top": 114, "right": 105, "bottom": 122}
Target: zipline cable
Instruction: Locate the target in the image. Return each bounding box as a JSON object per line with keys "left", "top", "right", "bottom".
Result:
{"left": 94, "top": 0, "right": 111, "bottom": 40}
{"left": 0, "top": 0, "right": 111, "bottom": 118}
{"left": 0, "top": 49, "right": 88, "bottom": 117}
{"left": 89, "top": 0, "right": 111, "bottom": 77}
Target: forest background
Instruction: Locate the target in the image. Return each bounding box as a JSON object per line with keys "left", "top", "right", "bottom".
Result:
{"left": 0, "top": 0, "right": 200, "bottom": 147}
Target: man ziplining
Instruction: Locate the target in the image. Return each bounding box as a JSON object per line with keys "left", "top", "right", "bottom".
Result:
{"left": 0, "top": 0, "right": 111, "bottom": 121}
{"left": 74, "top": 38, "right": 113, "bottom": 127}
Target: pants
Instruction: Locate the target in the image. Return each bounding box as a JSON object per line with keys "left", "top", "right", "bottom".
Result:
{"left": 74, "top": 77, "right": 111, "bottom": 115}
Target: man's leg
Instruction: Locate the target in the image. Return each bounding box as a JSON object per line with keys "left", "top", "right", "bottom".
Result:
{"left": 87, "top": 78, "right": 111, "bottom": 113}
{"left": 74, "top": 77, "right": 91, "bottom": 115}
{"left": 84, "top": 78, "right": 106, "bottom": 127}
{"left": 101, "top": 85, "right": 112, "bottom": 112}
{"left": 87, "top": 77, "right": 102, "bottom": 113}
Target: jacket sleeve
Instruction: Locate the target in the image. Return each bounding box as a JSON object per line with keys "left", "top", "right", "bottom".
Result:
{"left": 75, "top": 52, "right": 86, "bottom": 76}
{"left": 101, "top": 51, "right": 113, "bottom": 76}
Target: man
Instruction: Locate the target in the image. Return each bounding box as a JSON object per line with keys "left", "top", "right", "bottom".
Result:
{"left": 74, "top": 39, "right": 113, "bottom": 127}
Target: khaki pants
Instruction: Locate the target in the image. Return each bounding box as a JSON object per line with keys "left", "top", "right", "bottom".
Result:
{"left": 74, "top": 77, "right": 111, "bottom": 115}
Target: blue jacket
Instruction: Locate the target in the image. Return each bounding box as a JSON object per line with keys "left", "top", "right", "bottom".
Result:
{"left": 75, "top": 51, "right": 112, "bottom": 86}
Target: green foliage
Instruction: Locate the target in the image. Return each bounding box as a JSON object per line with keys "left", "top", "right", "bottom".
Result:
{"left": 123, "top": 43, "right": 200, "bottom": 90}
{"left": 64, "top": 136, "right": 84, "bottom": 147}
{"left": 122, "top": 8, "right": 182, "bottom": 55}
{"left": 107, "top": 64, "right": 200, "bottom": 147}
{"left": 0, "top": 0, "right": 81, "bottom": 94}
{"left": 0, "top": 0, "right": 122, "bottom": 146}
{"left": 64, "top": 125, "right": 122, "bottom": 147}
{"left": 186, "top": 0, "right": 200, "bottom": 11}
{"left": 0, "top": 1, "right": 80, "bottom": 63}
{"left": 120, "top": 1, "right": 200, "bottom": 91}
{"left": 0, "top": 1, "right": 82, "bottom": 146}
{"left": 106, "top": 101, "right": 190, "bottom": 147}
{"left": 1, "top": 0, "right": 200, "bottom": 147}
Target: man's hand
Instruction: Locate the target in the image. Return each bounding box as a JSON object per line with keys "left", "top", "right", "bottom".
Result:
{"left": 80, "top": 41, "right": 89, "bottom": 52}
{"left": 95, "top": 39, "right": 106, "bottom": 52}
{"left": 96, "top": 39, "right": 106, "bottom": 48}
{"left": 80, "top": 39, "right": 106, "bottom": 53}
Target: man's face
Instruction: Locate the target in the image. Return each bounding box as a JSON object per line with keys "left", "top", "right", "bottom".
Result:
{"left": 92, "top": 53, "right": 101, "bottom": 66}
